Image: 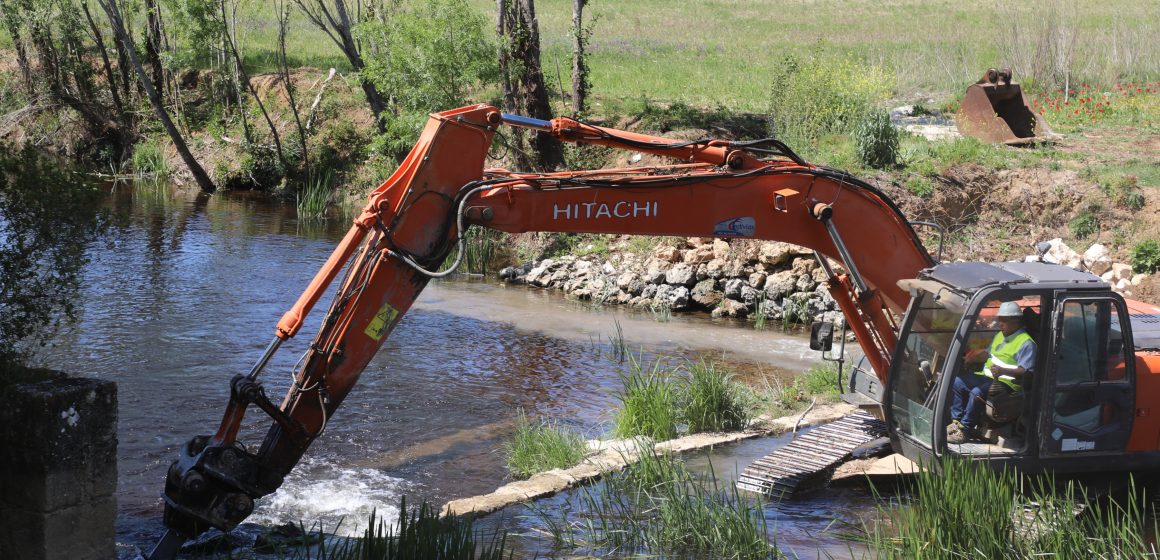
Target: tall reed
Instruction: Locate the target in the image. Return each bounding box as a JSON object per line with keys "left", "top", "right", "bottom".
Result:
{"left": 681, "top": 359, "right": 751, "bottom": 433}
{"left": 542, "top": 449, "right": 777, "bottom": 559}
{"left": 297, "top": 171, "right": 333, "bottom": 221}
{"left": 612, "top": 354, "right": 680, "bottom": 441}
{"left": 862, "top": 456, "right": 1157, "bottom": 558}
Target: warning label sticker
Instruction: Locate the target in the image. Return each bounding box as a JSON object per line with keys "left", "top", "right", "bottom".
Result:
{"left": 364, "top": 301, "right": 400, "bottom": 341}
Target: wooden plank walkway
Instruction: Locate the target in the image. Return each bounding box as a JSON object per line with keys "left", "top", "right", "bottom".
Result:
{"left": 736, "top": 411, "right": 887, "bottom": 498}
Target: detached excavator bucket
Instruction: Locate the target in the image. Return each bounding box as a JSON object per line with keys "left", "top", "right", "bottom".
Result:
{"left": 956, "top": 68, "right": 1055, "bottom": 145}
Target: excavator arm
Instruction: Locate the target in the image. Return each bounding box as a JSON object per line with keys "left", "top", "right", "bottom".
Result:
{"left": 148, "top": 104, "right": 932, "bottom": 558}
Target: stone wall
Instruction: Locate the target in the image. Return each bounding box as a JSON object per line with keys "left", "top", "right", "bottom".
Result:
{"left": 0, "top": 377, "right": 117, "bottom": 560}
{"left": 500, "top": 238, "right": 843, "bottom": 325}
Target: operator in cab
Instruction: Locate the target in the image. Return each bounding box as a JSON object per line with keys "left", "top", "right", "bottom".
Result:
{"left": 947, "top": 301, "right": 1036, "bottom": 444}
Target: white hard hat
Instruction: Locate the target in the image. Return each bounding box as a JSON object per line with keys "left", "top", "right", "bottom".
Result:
{"left": 997, "top": 301, "right": 1022, "bottom": 317}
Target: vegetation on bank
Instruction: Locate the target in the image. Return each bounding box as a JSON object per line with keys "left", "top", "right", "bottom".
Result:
{"left": 2, "top": 0, "right": 1158, "bottom": 276}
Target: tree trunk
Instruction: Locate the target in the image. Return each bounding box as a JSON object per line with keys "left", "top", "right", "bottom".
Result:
{"left": 293, "top": 0, "right": 387, "bottom": 132}
{"left": 0, "top": 1, "right": 35, "bottom": 98}
{"left": 496, "top": 0, "right": 514, "bottom": 111}
{"left": 99, "top": 0, "right": 216, "bottom": 192}
{"left": 509, "top": 0, "right": 563, "bottom": 170}
{"left": 570, "top": 0, "right": 588, "bottom": 116}
{"left": 81, "top": 2, "right": 125, "bottom": 119}
{"left": 144, "top": 0, "right": 164, "bottom": 99}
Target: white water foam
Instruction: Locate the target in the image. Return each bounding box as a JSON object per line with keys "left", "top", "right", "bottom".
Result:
{"left": 248, "top": 458, "right": 407, "bottom": 537}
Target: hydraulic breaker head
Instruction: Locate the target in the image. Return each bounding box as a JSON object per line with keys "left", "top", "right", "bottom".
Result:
{"left": 955, "top": 68, "right": 1055, "bottom": 145}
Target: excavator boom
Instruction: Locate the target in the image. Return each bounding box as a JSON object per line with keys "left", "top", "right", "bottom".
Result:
{"left": 150, "top": 104, "right": 933, "bottom": 556}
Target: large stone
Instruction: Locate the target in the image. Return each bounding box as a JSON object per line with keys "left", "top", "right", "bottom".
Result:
{"left": 1043, "top": 238, "right": 1083, "bottom": 270}
{"left": 724, "top": 278, "right": 746, "bottom": 299}
{"left": 705, "top": 258, "right": 728, "bottom": 279}
{"left": 525, "top": 265, "right": 550, "bottom": 286}
{"left": 1131, "top": 273, "right": 1148, "bottom": 286}
{"left": 1111, "top": 263, "right": 1134, "bottom": 281}
{"left": 711, "top": 299, "right": 749, "bottom": 318}
{"left": 670, "top": 286, "right": 691, "bottom": 309}
{"left": 748, "top": 272, "right": 767, "bottom": 290}
{"left": 740, "top": 285, "right": 759, "bottom": 306}
{"left": 641, "top": 284, "right": 658, "bottom": 299}
{"left": 691, "top": 279, "right": 722, "bottom": 308}
{"left": 758, "top": 242, "right": 798, "bottom": 266}
{"left": 1082, "top": 244, "right": 1112, "bottom": 276}
{"left": 644, "top": 259, "right": 668, "bottom": 284}
{"left": 683, "top": 245, "right": 715, "bottom": 264}
{"left": 617, "top": 272, "right": 644, "bottom": 296}
{"left": 764, "top": 271, "right": 797, "bottom": 300}
{"left": 665, "top": 263, "right": 697, "bottom": 286}
{"left": 712, "top": 239, "right": 732, "bottom": 260}
{"left": 653, "top": 245, "right": 682, "bottom": 263}
{"left": 795, "top": 273, "right": 817, "bottom": 293}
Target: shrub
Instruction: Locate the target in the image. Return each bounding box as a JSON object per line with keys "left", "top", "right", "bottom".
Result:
{"left": 767, "top": 53, "right": 892, "bottom": 142}
{"left": 1130, "top": 239, "right": 1160, "bottom": 274}
{"left": 854, "top": 110, "right": 899, "bottom": 168}
{"left": 680, "top": 360, "right": 751, "bottom": 433}
{"left": 504, "top": 411, "right": 587, "bottom": 479}
{"left": 1068, "top": 207, "right": 1100, "bottom": 240}
{"left": 358, "top": 0, "right": 497, "bottom": 113}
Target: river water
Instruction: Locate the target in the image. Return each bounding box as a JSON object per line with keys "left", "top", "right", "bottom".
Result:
{"left": 42, "top": 185, "right": 877, "bottom": 558}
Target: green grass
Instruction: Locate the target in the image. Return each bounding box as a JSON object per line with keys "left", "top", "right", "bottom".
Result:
{"left": 858, "top": 457, "right": 1156, "bottom": 559}
{"left": 752, "top": 362, "right": 842, "bottom": 418}
{"left": 612, "top": 355, "right": 680, "bottom": 441}
{"left": 504, "top": 411, "right": 588, "bottom": 480}
{"left": 285, "top": 498, "right": 510, "bottom": 560}
{"left": 680, "top": 359, "right": 751, "bottom": 433}
{"left": 198, "top": 0, "right": 1160, "bottom": 112}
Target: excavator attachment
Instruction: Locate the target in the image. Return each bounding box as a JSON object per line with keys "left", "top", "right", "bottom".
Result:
{"left": 955, "top": 68, "right": 1055, "bottom": 145}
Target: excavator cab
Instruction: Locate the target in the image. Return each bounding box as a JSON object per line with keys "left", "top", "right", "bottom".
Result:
{"left": 885, "top": 262, "right": 1138, "bottom": 474}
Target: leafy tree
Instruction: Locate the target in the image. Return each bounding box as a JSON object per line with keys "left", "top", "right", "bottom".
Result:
{"left": 0, "top": 145, "right": 106, "bottom": 379}
{"left": 358, "top": 0, "right": 498, "bottom": 112}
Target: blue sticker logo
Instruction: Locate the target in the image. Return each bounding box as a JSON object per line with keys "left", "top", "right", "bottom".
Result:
{"left": 713, "top": 216, "right": 756, "bottom": 237}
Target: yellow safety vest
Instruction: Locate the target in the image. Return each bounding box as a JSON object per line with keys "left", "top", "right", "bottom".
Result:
{"left": 977, "top": 330, "right": 1033, "bottom": 391}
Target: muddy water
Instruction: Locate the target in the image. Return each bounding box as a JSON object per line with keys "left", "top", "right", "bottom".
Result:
{"left": 42, "top": 185, "right": 871, "bottom": 557}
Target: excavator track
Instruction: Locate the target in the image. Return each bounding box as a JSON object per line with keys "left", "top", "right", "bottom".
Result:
{"left": 737, "top": 411, "right": 887, "bottom": 498}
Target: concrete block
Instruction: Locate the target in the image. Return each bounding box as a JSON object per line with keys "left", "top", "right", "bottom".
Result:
{"left": 0, "top": 375, "right": 117, "bottom": 560}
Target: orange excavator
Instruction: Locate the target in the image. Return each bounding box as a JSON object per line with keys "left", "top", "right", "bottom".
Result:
{"left": 146, "top": 104, "right": 1160, "bottom": 558}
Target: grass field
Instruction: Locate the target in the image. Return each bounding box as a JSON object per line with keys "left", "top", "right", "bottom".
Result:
{"left": 240, "top": 0, "right": 1160, "bottom": 111}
